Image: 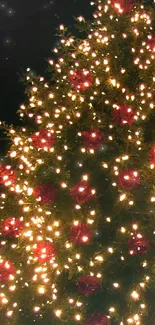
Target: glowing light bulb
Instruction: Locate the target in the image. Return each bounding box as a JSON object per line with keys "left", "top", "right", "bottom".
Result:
{"left": 38, "top": 286, "right": 45, "bottom": 295}
{"left": 75, "top": 314, "right": 81, "bottom": 321}
{"left": 131, "top": 290, "right": 139, "bottom": 300}
{"left": 55, "top": 309, "right": 62, "bottom": 317}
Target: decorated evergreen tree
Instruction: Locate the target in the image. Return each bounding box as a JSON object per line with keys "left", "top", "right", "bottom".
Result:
{"left": 0, "top": 0, "right": 155, "bottom": 324}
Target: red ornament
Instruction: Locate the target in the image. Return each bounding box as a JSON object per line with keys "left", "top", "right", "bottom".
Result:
{"left": 0, "top": 165, "right": 16, "bottom": 185}
{"left": 69, "top": 69, "right": 93, "bottom": 91}
{"left": 32, "top": 128, "right": 55, "bottom": 150}
{"left": 111, "top": 0, "right": 133, "bottom": 13}
{"left": 33, "top": 241, "right": 56, "bottom": 263}
{"left": 128, "top": 235, "right": 150, "bottom": 255}
{"left": 1, "top": 217, "right": 24, "bottom": 238}
{"left": 33, "top": 184, "right": 56, "bottom": 204}
{"left": 0, "top": 260, "right": 16, "bottom": 282}
{"left": 71, "top": 181, "right": 95, "bottom": 204}
{"left": 70, "top": 223, "right": 92, "bottom": 244}
{"left": 118, "top": 169, "right": 140, "bottom": 190}
{"left": 82, "top": 129, "right": 104, "bottom": 150}
{"left": 147, "top": 35, "right": 155, "bottom": 52}
{"left": 86, "top": 313, "right": 109, "bottom": 325}
{"left": 113, "top": 104, "right": 136, "bottom": 126}
{"left": 77, "top": 275, "right": 101, "bottom": 296}
{"left": 148, "top": 146, "right": 155, "bottom": 165}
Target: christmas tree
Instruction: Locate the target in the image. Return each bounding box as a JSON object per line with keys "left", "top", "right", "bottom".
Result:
{"left": 0, "top": 0, "right": 155, "bottom": 324}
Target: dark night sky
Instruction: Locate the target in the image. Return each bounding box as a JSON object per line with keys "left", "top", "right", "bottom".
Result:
{"left": 0, "top": 0, "right": 93, "bottom": 153}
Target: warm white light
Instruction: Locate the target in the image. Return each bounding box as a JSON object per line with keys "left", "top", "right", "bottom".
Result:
{"left": 55, "top": 309, "right": 62, "bottom": 317}
{"left": 113, "top": 282, "right": 119, "bottom": 288}
{"left": 131, "top": 290, "right": 139, "bottom": 300}
{"left": 38, "top": 286, "right": 45, "bottom": 294}
{"left": 75, "top": 314, "right": 81, "bottom": 321}
{"left": 34, "top": 306, "right": 40, "bottom": 312}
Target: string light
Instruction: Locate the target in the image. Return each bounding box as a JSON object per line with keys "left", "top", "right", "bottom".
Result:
{"left": 0, "top": 0, "right": 154, "bottom": 324}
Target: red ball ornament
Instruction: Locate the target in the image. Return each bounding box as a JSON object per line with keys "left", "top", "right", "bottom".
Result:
{"left": 148, "top": 146, "right": 155, "bottom": 165}
{"left": 147, "top": 35, "right": 155, "bottom": 52}
{"left": 31, "top": 128, "right": 55, "bottom": 150}
{"left": 71, "top": 181, "right": 95, "bottom": 204}
{"left": 111, "top": 0, "right": 133, "bottom": 13}
{"left": 33, "top": 184, "right": 56, "bottom": 204}
{"left": 86, "top": 313, "right": 109, "bottom": 325}
{"left": 82, "top": 129, "right": 104, "bottom": 150}
{"left": 70, "top": 223, "right": 92, "bottom": 244}
{"left": 1, "top": 217, "right": 24, "bottom": 238}
{"left": 77, "top": 275, "right": 101, "bottom": 296}
{"left": 113, "top": 104, "right": 136, "bottom": 126}
{"left": 33, "top": 241, "right": 56, "bottom": 263}
{"left": 0, "top": 165, "right": 16, "bottom": 185}
{"left": 118, "top": 169, "right": 140, "bottom": 190}
{"left": 0, "top": 260, "right": 16, "bottom": 282}
{"left": 128, "top": 235, "right": 150, "bottom": 255}
{"left": 69, "top": 69, "right": 93, "bottom": 91}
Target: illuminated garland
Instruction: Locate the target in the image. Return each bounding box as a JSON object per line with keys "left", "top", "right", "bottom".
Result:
{"left": 0, "top": 0, "right": 155, "bottom": 324}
